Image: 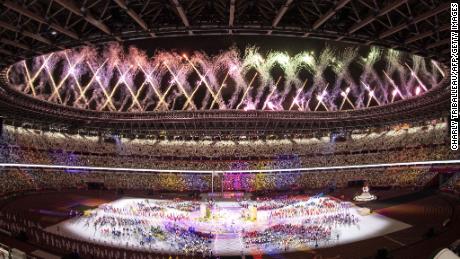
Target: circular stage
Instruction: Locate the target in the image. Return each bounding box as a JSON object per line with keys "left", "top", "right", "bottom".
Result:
{"left": 45, "top": 194, "right": 409, "bottom": 256}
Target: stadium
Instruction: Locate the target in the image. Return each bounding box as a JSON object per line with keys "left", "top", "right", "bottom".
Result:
{"left": 0, "top": 0, "right": 458, "bottom": 259}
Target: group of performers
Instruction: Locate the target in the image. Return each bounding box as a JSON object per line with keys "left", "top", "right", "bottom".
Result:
{"left": 62, "top": 195, "right": 360, "bottom": 255}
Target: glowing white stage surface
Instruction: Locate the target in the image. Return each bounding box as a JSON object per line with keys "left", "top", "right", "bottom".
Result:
{"left": 46, "top": 196, "right": 411, "bottom": 256}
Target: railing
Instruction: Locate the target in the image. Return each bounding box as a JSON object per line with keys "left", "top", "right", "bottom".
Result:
{"left": 1, "top": 160, "right": 460, "bottom": 174}
{"left": 0, "top": 242, "right": 37, "bottom": 259}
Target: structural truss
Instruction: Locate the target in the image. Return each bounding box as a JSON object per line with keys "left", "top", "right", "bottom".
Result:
{"left": 0, "top": 0, "right": 451, "bottom": 66}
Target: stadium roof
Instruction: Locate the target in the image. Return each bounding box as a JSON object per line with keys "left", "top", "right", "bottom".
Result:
{"left": 0, "top": 0, "right": 450, "bottom": 66}
{"left": 0, "top": 0, "right": 451, "bottom": 136}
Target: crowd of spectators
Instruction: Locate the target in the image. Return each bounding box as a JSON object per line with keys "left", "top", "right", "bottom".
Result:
{"left": 0, "top": 122, "right": 455, "bottom": 171}
{"left": 0, "top": 121, "right": 452, "bottom": 197}
{"left": 0, "top": 122, "right": 453, "bottom": 258}
{"left": 0, "top": 167, "right": 438, "bottom": 197}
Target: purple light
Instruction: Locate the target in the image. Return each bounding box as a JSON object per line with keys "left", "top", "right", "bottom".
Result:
{"left": 266, "top": 101, "right": 275, "bottom": 110}
{"left": 7, "top": 45, "right": 442, "bottom": 113}
{"left": 244, "top": 103, "right": 256, "bottom": 111}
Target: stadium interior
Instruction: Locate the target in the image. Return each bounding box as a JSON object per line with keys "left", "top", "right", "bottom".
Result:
{"left": 0, "top": 0, "right": 458, "bottom": 259}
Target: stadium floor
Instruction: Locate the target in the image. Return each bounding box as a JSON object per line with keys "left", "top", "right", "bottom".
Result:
{"left": 0, "top": 188, "right": 459, "bottom": 259}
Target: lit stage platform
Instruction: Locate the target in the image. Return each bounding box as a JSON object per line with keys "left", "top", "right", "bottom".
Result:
{"left": 46, "top": 195, "right": 410, "bottom": 256}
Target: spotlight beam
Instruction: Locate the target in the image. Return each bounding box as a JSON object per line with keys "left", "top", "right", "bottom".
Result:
{"left": 128, "top": 80, "right": 147, "bottom": 111}
{"left": 345, "top": 96, "right": 355, "bottom": 109}
{"left": 156, "top": 67, "right": 207, "bottom": 111}
{"left": 183, "top": 55, "right": 222, "bottom": 108}
{"left": 182, "top": 72, "right": 212, "bottom": 110}
{"left": 132, "top": 64, "right": 162, "bottom": 111}
{"left": 30, "top": 54, "right": 55, "bottom": 82}
{"left": 404, "top": 63, "right": 428, "bottom": 91}
{"left": 49, "top": 54, "right": 86, "bottom": 102}
{"left": 210, "top": 70, "right": 230, "bottom": 109}
{"left": 114, "top": 65, "right": 142, "bottom": 111}
{"left": 85, "top": 61, "right": 117, "bottom": 111}
{"left": 154, "top": 81, "right": 174, "bottom": 111}
{"left": 22, "top": 61, "right": 37, "bottom": 96}
{"left": 183, "top": 73, "right": 205, "bottom": 109}
{"left": 75, "top": 59, "right": 109, "bottom": 104}
{"left": 314, "top": 96, "right": 329, "bottom": 111}
{"left": 236, "top": 72, "right": 258, "bottom": 110}
{"left": 339, "top": 86, "right": 356, "bottom": 110}
{"left": 366, "top": 92, "right": 378, "bottom": 107}
{"left": 339, "top": 92, "right": 347, "bottom": 111}
{"left": 137, "top": 63, "right": 169, "bottom": 110}
{"left": 289, "top": 79, "right": 308, "bottom": 111}
{"left": 163, "top": 62, "right": 196, "bottom": 110}
{"left": 8, "top": 47, "right": 440, "bottom": 113}
{"left": 22, "top": 53, "right": 55, "bottom": 96}
{"left": 391, "top": 90, "right": 398, "bottom": 103}
{"left": 100, "top": 66, "right": 133, "bottom": 111}
{"left": 314, "top": 84, "right": 329, "bottom": 111}
{"left": 183, "top": 70, "right": 211, "bottom": 110}
{"left": 262, "top": 76, "right": 282, "bottom": 110}
{"left": 431, "top": 60, "right": 446, "bottom": 77}
{"left": 383, "top": 71, "right": 405, "bottom": 100}
{"left": 64, "top": 52, "right": 88, "bottom": 106}
{"left": 43, "top": 57, "right": 64, "bottom": 104}
{"left": 360, "top": 81, "right": 381, "bottom": 107}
